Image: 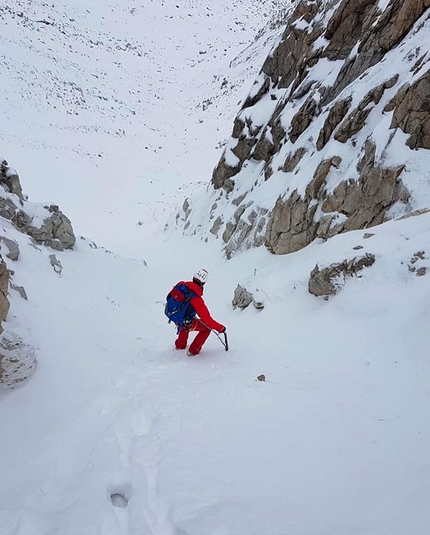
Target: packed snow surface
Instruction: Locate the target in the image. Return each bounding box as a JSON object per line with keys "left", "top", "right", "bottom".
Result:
{"left": 1, "top": 1, "right": 430, "bottom": 535}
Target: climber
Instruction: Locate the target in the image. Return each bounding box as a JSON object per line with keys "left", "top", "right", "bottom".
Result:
{"left": 164, "top": 268, "right": 226, "bottom": 356}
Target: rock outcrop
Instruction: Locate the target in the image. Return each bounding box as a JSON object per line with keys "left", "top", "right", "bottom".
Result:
{"left": 12, "top": 205, "right": 75, "bottom": 251}
{"left": 181, "top": 0, "right": 430, "bottom": 258}
{"left": 0, "top": 258, "right": 10, "bottom": 335}
{"left": 265, "top": 140, "right": 409, "bottom": 254}
{"left": 0, "top": 236, "right": 20, "bottom": 261}
{"left": 1, "top": 160, "right": 76, "bottom": 251}
{"left": 308, "top": 253, "right": 376, "bottom": 297}
{"left": 388, "top": 71, "right": 430, "bottom": 150}
{"left": 1, "top": 159, "right": 24, "bottom": 200}
{"left": 0, "top": 158, "right": 76, "bottom": 390}
{"left": 0, "top": 331, "right": 37, "bottom": 391}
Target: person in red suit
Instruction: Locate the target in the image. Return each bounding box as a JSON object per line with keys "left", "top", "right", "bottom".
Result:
{"left": 174, "top": 268, "right": 225, "bottom": 356}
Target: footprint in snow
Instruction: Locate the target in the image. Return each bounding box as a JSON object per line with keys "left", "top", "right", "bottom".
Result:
{"left": 111, "top": 492, "right": 129, "bottom": 509}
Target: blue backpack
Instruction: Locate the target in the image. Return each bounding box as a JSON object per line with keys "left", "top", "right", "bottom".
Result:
{"left": 165, "top": 283, "right": 196, "bottom": 332}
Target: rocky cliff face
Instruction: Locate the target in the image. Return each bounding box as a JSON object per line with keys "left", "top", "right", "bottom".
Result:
{"left": 1, "top": 160, "right": 76, "bottom": 253}
{"left": 179, "top": 0, "right": 430, "bottom": 257}
{"left": 0, "top": 159, "right": 76, "bottom": 390}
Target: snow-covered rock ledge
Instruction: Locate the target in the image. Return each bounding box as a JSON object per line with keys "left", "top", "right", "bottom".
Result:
{"left": 180, "top": 0, "right": 430, "bottom": 259}
{"left": 0, "top": 332, "right": 37, "bottom": 392}
{"left": 0, "top": 158, "right": 75, "bottom": 390}
{"left": 1, "top": 159, "right": 76, "bottom": 251}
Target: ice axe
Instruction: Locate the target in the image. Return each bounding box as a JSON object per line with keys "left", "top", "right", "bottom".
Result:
{"left": 213, "top": 329, "right": 229, "bottom": 352}
{"left": 199, "top": 320, "right": 229, "bottom": 351}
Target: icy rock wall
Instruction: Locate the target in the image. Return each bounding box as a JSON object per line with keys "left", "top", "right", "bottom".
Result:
{"left": 181, "top": 0, "right": 430, "bottom": 257}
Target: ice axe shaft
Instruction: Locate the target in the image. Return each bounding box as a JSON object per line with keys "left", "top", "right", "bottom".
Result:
{"left": 215, "top": 330, "right": 228, "bottom": 352}
{"left": 200, "top": 321, "right": 229, "bottom": 351}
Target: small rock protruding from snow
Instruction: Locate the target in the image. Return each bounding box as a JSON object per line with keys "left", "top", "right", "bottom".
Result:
{"left": 232, "top": 284, "right": 253, "bottom": 309}
{"left": 10, "top": 283, "right": 28, "bottom": 300}
{"left": 408, "top": 250, "right": 428, "bottom": 276}
{"left": 49, "top": 254, "right": 63, "bottom": 275}
{"left": 232, "top": 284, "right": 265, "bottom": 310}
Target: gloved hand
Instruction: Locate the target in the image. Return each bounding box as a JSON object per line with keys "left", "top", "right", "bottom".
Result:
{"left": 219, "top": 325, "right": 226, "bottom": 333}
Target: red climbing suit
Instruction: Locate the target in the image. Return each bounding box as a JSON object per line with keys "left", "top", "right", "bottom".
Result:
{"left": 174, "top": 280, "right": 224, "bottom": 355}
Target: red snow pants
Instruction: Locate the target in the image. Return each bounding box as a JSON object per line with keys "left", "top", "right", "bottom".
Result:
{"left": 175, "top": 318, "right": 211, "bottom": 355}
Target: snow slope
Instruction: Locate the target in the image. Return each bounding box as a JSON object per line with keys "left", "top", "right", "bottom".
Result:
{"left": 0, "top": 0, "right": 283, "bottom": 255}
{"left": 2, "top": 208, "right": 430, "bottom": 535}
{"left": 1, "top": 1, "right": 430, "bottom": 534}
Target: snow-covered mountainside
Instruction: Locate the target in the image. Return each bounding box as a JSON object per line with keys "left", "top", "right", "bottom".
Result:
{"left": 181, "top": 0, "right": 430, "bottom": 257}
{"left": 1, "top": 1, "right": 430, "bottom": 535}
{"left": 0, "top": 0, "right": 284, "bottom": 253}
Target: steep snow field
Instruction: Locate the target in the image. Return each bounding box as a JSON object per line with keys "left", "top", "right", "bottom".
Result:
{"left": 2, "top": 211, "right": 430, "bottom": 535}
{"left": 0, "top": 0, "right": 283, "bottom": 253}
{"left": 1, "top": 1, "right": 430, "bottom": 535}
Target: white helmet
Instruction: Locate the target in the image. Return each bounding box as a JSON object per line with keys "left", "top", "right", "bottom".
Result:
{"left": 193, "top": 268, "right": 209, "bottom": 285}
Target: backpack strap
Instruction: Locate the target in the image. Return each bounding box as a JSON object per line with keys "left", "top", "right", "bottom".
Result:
{"left": 176, "top": 287, "right": 196, "bottom": 332}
